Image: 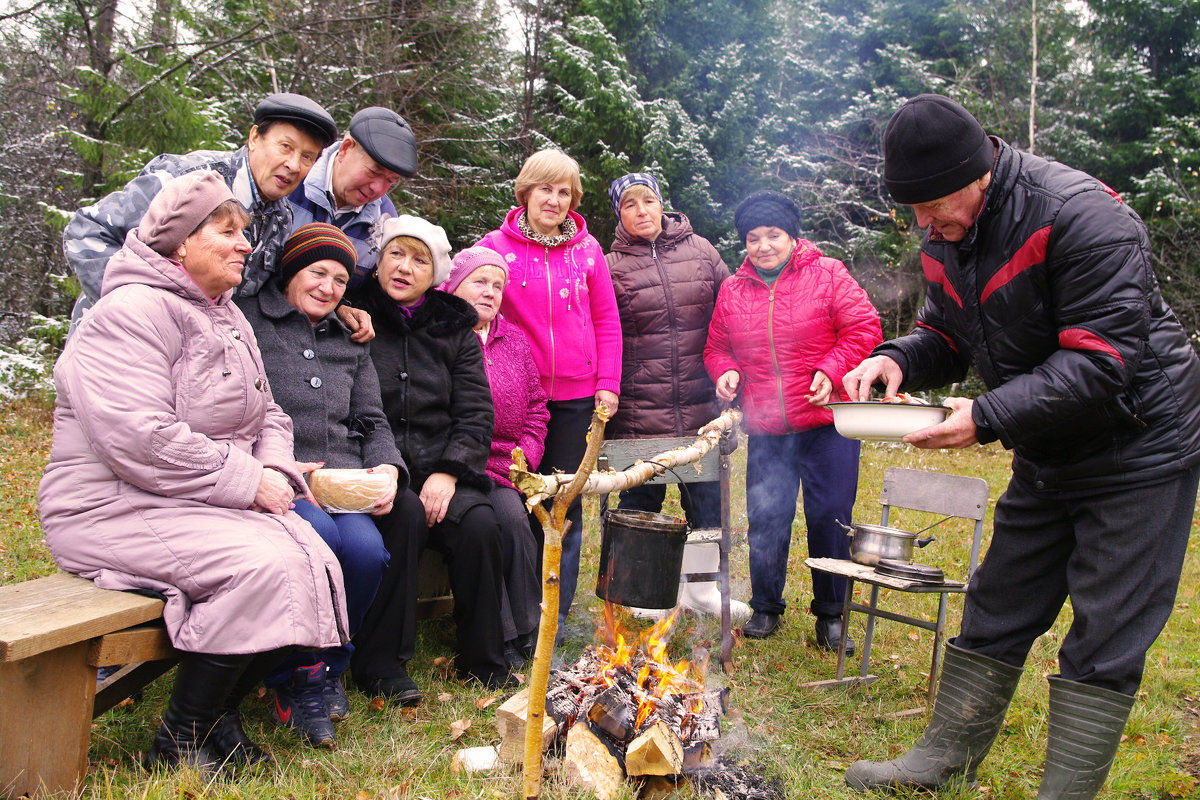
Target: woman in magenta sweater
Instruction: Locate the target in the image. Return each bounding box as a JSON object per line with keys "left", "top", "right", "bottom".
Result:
{"left": 475, "top": 149, "right": 621, "bottom": 627}
{"left": 441, "top": 246, "right": 549, "bottom": 666}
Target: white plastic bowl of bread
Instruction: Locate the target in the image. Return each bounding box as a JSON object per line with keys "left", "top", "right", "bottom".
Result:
{"left": 826, "top": 394, "right": 950, "bottom": 441}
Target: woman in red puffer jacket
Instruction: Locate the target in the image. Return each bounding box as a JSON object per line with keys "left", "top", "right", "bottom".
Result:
{"left": 704, "top": 190, "right": 882, "bottom": 648}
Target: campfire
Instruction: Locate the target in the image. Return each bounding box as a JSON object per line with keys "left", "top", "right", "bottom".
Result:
{"left": 495, "top": 606, "right": 782, "bottom": 800}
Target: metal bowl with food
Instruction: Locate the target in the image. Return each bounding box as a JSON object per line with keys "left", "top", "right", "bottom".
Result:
{"left": 826, "top": 400, "right": 950, "bottom": 441}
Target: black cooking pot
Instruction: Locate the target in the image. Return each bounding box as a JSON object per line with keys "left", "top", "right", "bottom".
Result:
{"left": 596, "top": 509, "right": 689, "bottom": 609}
{"left": 835, "top": 519, "right": 934, "bottom": 567}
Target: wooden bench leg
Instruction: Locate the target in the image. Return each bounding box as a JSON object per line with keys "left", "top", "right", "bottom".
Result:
{"left": 0, "top": 642, "right": 94, "bottom": 798}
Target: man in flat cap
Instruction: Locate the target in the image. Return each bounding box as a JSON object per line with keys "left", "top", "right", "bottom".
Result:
{"left": 841, "top": 94, "right": 1200, "bottom": 798}
{"left": 287, "top": 106, "right": 419, "bottom": 287}
{"left": 64, "top": 93, "right": 338, "bottom": 324}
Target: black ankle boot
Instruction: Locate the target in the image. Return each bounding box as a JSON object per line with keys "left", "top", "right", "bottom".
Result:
{"left": 208, "top": 650, "right": 282, "bottom": 768}
{"left": 145, "top": 652, "right": 254, "bottom": 775}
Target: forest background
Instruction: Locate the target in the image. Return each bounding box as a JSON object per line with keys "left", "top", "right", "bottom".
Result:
{"left": 1, "top": 0, "right": 1199, "bottom": 392}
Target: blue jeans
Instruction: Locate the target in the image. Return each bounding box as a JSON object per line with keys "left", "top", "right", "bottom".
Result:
{"left": 267, "top": 499, "right": 389, "bottom": 683}
{"left": 957, "top": 464, "right": 1199, "bottom": 695}
{"left": 745, "top": 426, "right": 860, "bottom": 618}
{"left": 618, "top": 480, "right": 722, "bottom": 530}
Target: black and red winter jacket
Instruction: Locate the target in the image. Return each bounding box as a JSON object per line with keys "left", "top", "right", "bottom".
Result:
{"left": 877, "top": 138, "right": 1200, "bottom": 492}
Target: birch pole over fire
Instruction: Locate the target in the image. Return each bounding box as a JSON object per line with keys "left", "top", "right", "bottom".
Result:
{"left": 512, "top": 407, "right": 741, "bottom": 799}
{"left": 516, "top": 405, "right": 610, "bottom": 800}
{"left": 511, "top": 409, "right": 741, "bottom": 505}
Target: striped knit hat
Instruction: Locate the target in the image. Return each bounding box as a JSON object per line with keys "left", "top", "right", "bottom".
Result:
{"left": 279, "top": 223, "right": 358, "bottom": 286}
{"left": 608, "top": 172, "right": 662, "bottom": 216}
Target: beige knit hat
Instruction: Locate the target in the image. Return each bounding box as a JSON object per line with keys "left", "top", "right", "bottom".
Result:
{"left": 139, "top": 171, "right": 236, "bottom": 256}
{"left": 375, "top": 214, "right": 453, "bottom": 286}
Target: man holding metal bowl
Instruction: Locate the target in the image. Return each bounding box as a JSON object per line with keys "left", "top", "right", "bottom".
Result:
{"left": 841, "top": 94, "right": 1200, "bottom": 799}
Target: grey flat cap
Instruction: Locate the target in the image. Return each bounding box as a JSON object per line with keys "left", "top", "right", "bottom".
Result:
{"left": 349, "top": 107, "right": 419, "bottom": 177}
{"left": 254, "top": 93, "right": 338, "bottom": 147}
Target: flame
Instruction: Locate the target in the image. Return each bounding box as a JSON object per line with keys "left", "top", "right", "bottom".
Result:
{"left": 594, "top": 603, "right": 705, "bottom": 731}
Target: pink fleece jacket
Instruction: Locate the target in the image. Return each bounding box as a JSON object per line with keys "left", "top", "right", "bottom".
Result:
{"left": 476, "top": 207, "right": 622, "bottom": 401}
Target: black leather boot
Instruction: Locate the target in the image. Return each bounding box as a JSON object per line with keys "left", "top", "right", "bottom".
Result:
{"left": 208, "top": 650, "right": 282, "bottom": 768}
{"left": 1036, "top": 677, "right": 1135, "bottom": 799}
{"left": 845, "top": 642, "right": 1022, "bottom": 791}
{"left": 145, "top": 652, "right": 254, "bottom": 775}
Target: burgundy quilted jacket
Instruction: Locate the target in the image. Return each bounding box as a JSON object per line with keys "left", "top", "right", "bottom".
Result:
{"left": 606, "top": 212, "right": 728, "bottom": 438}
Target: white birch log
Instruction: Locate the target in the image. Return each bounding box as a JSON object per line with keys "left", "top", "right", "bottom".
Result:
{"left": 511, "top": 409, "right": 741, "bottom": 508}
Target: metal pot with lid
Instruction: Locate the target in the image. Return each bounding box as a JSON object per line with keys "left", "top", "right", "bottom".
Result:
{"left": 835, "top": 519, "right": 936, "bottom": 567}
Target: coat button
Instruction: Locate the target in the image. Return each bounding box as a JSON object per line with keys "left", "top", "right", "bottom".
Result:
{"left": 303, "top": 349, "right": 315, "bottom": 359}
{"left": 310, "top": 376, "right": 323, "bottom": 388}
{"left": 399, "top": 372, "right": 408, "bottom": 381}
{"left": 1035, "top": 480, "right": 1045, "bottom": 490}
{"left": 231, "top": 329, "right": 242, "bottom": 340}
{"left": 254, "top": 377, "right": 266, "bottom": 391}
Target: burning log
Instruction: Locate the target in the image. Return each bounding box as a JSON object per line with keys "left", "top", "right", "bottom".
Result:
{"left": 624, "top": 718, "right": 684, "bottom": 777}
{"left": 586, "top": 686, "right": 636, "bottom": 743}
{"left": 511, "top": 409, "right": 741, "bottom": 507}
{"left": 564, "top": 722, "right": 625, "bottom": 800}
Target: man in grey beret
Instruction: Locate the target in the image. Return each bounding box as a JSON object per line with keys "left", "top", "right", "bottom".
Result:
{"left": 64, "top": 93, "right": 338, "bottom": 326}
{"left": 287, "top": 106, "right": 419, "bottom": 288}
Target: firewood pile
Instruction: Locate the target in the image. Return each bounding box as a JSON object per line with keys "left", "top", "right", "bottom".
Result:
{"left": 496, "top": 616, "right": 782, "bottom": 799}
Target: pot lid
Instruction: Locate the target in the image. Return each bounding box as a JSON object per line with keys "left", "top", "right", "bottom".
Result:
{"left": 851, "top": 522, "right": 918, "bottom": 539}
{"left": 875, "top": 559, "right": 945, "bottom": 583}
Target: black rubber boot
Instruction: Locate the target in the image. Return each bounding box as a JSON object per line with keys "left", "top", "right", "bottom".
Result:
{"left": 208, "top": 650, "right": 282, "bottom": 768}
{"left": 1036, "top": 677, "right": 1135, "bottom": 799}
{"left": 845, "top": 642, "right": 1023, "bottom": 792}
{"left": 145, "top": 652, "right": 254, "bottom": 775}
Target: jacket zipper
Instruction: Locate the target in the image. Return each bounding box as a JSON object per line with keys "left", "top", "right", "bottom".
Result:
{"left": 766, "top": 283, "right": 793, "bottom": 433}
{"left": 651, "top": 241, "right": 685, "bottom": 435}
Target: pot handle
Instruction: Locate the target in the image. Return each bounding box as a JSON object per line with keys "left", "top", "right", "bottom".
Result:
{"left": 916, "top": 536, "right": 936, "bottom": 548}
{"left": 834, "top": 518, "right": 854, "bottom": 535}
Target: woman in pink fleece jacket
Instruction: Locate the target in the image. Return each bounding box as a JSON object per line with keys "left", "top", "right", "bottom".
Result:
{"left": 475, "top": 149, "right": 622, "bottom": 628}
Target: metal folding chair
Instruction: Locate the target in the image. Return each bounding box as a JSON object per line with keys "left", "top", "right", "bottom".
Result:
{"left": 805, "top": 467, "right": 989, "bottom": 704}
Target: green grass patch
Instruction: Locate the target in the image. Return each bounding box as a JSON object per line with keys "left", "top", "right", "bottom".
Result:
{"left": 2, "top": 406, "right": 1197, "bottom": 798}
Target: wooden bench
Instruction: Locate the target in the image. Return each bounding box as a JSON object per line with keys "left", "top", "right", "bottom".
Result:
{"left": 0, "top": 573, "right": 177, "bottom": 799}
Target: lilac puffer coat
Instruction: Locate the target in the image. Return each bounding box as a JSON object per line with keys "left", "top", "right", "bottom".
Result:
{"left": 38, "top": 229, "right": 348, "bottom": 655}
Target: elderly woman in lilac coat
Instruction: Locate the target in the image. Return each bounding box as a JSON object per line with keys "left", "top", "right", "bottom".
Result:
{"left": 441, "top": 247, "right": 549, "bottom": 667}
{"left": 38, "top": 171, "right": 347, "bottom": 775}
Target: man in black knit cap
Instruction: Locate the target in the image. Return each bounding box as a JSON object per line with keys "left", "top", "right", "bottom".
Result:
{"left": 841, "top": 94, "right": 1200, "bottom": 798}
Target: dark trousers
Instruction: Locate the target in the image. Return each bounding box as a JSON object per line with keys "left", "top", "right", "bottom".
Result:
{"left": 350, "top": 490, "right": 427, "bottom": 684}
{"left": 618, "top": 480, "right": 722, "bottom": 530}
{"left": 427, "top": 500, "right": 508, "bottom": 680}
{"left": 536, "top": 397, "right": 595, "bottom": 624}
{"left": 266, "top": 500, "right": 390, "bottom": 684}
{"left": 491, "top": 485, "right": 542, "bottom": 643}
{"left": 957, "top": 464, "right": 1199, "bottom": 696}
{"left": 745, "top": 426, "right": 860, "bottom": 618}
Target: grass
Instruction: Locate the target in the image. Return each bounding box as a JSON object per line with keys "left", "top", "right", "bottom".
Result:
{"left": 2, "top": 399, "right": 1198, "bottom": 798}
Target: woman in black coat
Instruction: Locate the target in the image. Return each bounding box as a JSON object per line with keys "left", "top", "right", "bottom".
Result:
{"left": 349, "top": 214, "right": 511, "bottom": 689}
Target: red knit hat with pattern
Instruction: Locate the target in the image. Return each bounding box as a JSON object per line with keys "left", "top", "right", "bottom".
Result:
{"left": 279, "top": 223, "right": 357, "bottom": 286}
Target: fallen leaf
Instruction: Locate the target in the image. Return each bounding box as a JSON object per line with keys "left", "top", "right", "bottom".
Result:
{"left": 433, "top": 657, "right": 450, "bottom": 667}
{"left": 438, "top": 692, "right": 453, "bottom": 703}
{"left": 907, "top": 630, "right": 919, "bottom": 641}
{"left": 514, "top": 671, "right": 526, "bottom": 685}
{"left": 450, "top": 718, "right": 472, "bottom": 740}
{"left": 356, "top": 792, "right": 372, "bottom": 800}
{"left": 369, "top": 697, "right": 386, "bottom": 711}
{"left": 475, "top": 695, "right": 497, "bottom": 710}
